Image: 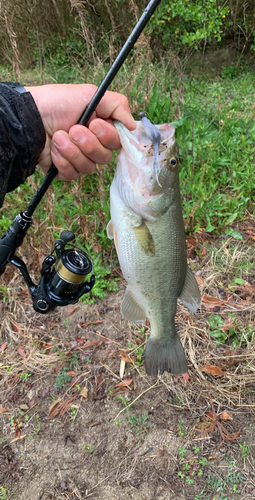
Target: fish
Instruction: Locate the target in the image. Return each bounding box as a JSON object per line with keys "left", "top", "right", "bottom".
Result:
{"left": 107, "top": 117, "right": 200, "bottom": 376}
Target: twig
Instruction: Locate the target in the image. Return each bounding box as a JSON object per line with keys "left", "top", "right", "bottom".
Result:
{"left": 115, "top": 379, "right": 159, "bottom": 420}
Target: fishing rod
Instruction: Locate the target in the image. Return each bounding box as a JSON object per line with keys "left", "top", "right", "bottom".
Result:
{"left": 0, "top": 0, "right": 162, "bottom": 314}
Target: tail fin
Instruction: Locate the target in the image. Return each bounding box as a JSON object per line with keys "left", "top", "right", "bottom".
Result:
{"left": 144, "top": 335, "right": 188, "bottom": 376}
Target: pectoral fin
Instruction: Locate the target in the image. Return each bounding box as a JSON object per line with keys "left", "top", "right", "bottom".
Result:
{"left": 134, "top": 222, "right": 155, "bottom": 256}
{"left": 121, "top": 287, "right": 146, "bottom": 323}
{"left": 179, "top": 266, "right": 201, "bottom": 313}
{"left": 106, "top": 220, "right": 118, "bottom": 254}
{"left": 106, "top": 220, "right": 114, "bottom": 239}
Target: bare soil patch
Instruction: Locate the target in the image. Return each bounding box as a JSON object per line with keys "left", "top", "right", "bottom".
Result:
{"left": 1, "top": 227, "right": 255, "bottom": 499}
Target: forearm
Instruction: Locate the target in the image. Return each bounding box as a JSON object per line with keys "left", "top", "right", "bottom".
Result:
{"left": 0, "top": 83, "right": 46, "bottom": 207}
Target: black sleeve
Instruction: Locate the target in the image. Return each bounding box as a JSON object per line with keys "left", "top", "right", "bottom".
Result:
{"left": 0, "top": 83, "right": 46, "bottom": 208}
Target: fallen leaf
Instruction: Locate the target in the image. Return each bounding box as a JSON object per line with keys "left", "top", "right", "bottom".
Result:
{"left": 20, "top": 404, "right": 29, "bottom": 411}
{"left": 52, "top": 364, "right": 61, "bottom": 374}
{"left": 80, "top": 320, "right": 103, "bottom": 328}
{"left": 11, "top": 321, "right": 24, "bottom": 334}
{"left": 76, "top": 337, "right": 84, "bottom": 345}
{"left": 41, "top": 386, "right": 49, "bottom": 398}
{"left": 201, "top": 365, "right": 225, "bottom": 376}
{"left": 202, "top": 295, "right": 227, "bottom": 307}
{"left": 48, "top": 398, "right": 62, "bottom": 417}
{"left": 80, "top": 387, "right": 88, "bottom": 399}
{"left": 221, "top": 317, "right": 234, "bottom": 332}
{"left": 115, "top": 378, "right": 133, "bottom": 388}
{"left": 186, "top": 236, "right": 196, "bottom": 245}
{"left": 195, "top": 276, "right": 204, "bottom": 286}
{"left": 0, "top": 342, "right": 7, "bottom": 353}
{"left": 120, "top": 352, "right": 133, "bottom": 363}
{"left": 182, "top": 372, "right": 190, "bottom": 383}
{"left": 74, "top": 339, "right": 101, "bottom": 350}
{"left": 15, "top": 428, "right": 21, "bottom": 439}
{"left": 17, "top": 345, "right": 26, "bottom": 358}
{"left": 67, "top": 305, "right": 79, "bottom": 316}
{"left": 66, "top": 370, "right": 76, "bottom": 377}
{"left": 28, "top": 398, "right": 35, "bottom": 408}
{"left": 0, "top": 405, "right": 10, "bottom": 413}
{"left": 201, "top": 249, "right": 206, "bottom": 256}
{"left": 220, "top": 410, "right": 232, "bottom": 421}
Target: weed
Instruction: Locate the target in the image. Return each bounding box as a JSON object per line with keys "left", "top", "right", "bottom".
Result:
{"left": 178, "top": 419, "right": 186, "bottom": 436}
{"left": 199, "top": 457, "right": 208, "bottom": 466}
{"left": 55, "top": 368, "right": 72, "bottom": 389}
{"left": 0, "top": 285, "right": 9, "bottom": 303}
{"left": 70, "top": 406, "right": 77, "bottom": 420}
{"left": 68, "top": 352, "right": 80, "bottom": 369}
{"left": 83, "top": 443, "right": 94, "bottom": 454}
{"left": 128, "top": 413, "right": 155, "bottom": 439}
{"left": 167, "top": 392, "right": 184, "bottom": 407}
{"left": 19, "top": 373, "right": 31, "bottom": 382}
{"left": 178, "top": 446, "right": 187, "bottom": 461}
{"left": 239, "top": 441, "right": 252, "bottom": 459}
{"left": 193, "top": 488, "right": 206, "bottom": 500}
{"left": 0, "top": 487, "right": 13, "bottom": 500}
{"left": 192, "top": 445, "right": 200, "bottom": 454}
{"left": 186, "top": 476, "right": 195, "bottom": 485}
{"left": 29, "top": 416, "right": 41, "bottom": 440}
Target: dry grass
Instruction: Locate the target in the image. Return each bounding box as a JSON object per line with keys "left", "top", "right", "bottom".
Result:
{"left": 1, "top": 234, "right": 255, "bottom": 413}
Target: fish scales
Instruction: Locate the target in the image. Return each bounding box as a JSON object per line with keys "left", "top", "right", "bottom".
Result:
{"left": 107, "top": 118, "right": 201, "bottom": 376}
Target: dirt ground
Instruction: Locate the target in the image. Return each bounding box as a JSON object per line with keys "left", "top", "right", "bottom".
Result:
{"left": 1, "top": 226, "right": 255, "bottom": 500}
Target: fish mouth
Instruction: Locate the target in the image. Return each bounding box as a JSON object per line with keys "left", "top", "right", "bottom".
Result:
{"left": 114, "top": 119, "right": 176, "bottom": 172}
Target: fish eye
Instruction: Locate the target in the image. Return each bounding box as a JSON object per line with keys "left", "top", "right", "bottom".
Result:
{"left": 170, "top": 157, "right": 178, "bottom": 168}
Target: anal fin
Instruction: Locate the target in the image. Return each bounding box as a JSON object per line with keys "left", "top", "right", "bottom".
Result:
{"left": 179, "top": 266, "right": 201, "bottom": 313}
{"left": 121, "top": 287, "right": 146, "bottom": 323}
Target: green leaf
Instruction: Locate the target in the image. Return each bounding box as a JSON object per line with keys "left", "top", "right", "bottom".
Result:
{"left": 225, "top": 228, "right": 243, "bottom": 240}
{"left": 233, "top": 278, "right": 245, "bottom": 285}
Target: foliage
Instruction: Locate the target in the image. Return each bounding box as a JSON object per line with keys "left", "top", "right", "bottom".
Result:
{"left": 128, "top": 412, "right": 155, "bottom": 438}
{"left": 55, "top": 368, "right": 72, "bottom": 389}
{"left": 148, "top": 0, "right": 229, "bottom": 50}
{"left": 0, "top": 487, "right": 13, "bottom": 500}
{"left": 79, "top": 256, "right": 119, "bottom": 304}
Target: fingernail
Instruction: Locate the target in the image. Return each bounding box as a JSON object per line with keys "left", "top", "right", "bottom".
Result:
{"left": 71, "top": 129, "right": 86, "bottom": 144}
{"left": 53, "top": 134, "right": 69, "bottom": 149}
{"left": 90, "top": 123, "right": 103, "bottom": 137}
{"left": 51, "top": 144, "right": 63, "bottom": 157}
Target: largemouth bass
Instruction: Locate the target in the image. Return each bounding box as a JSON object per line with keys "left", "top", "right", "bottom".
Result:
{"left": 107, "top": 118, "right": 200, "bottom": 376}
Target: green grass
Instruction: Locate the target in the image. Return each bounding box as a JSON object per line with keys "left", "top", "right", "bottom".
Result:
{"left": 0, "top": 59, "right": 255, "bottom": 303}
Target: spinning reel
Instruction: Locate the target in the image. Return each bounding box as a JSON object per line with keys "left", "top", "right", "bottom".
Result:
{"left": 0, "top": 212, "right": 95, "bottom": 314}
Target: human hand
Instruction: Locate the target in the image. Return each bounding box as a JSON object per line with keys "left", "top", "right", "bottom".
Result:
{"left": 25, "top": 84, "right": 136, "bottom": 180}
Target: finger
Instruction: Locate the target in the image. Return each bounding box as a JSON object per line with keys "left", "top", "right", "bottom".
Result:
{"left": 52, "top": 129, "right": 111, "bottom": 173}
{"left": 51, "top": 148, "right": 80, "bottom": 181}
{"left": 80, "top": 119, "right": 121, "bottom": 150}
{"left": 67, "top": 126, "right": 114, "bottom": 164}
{"left": 95, "top": 92, "right": 136, "bottom": 130}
